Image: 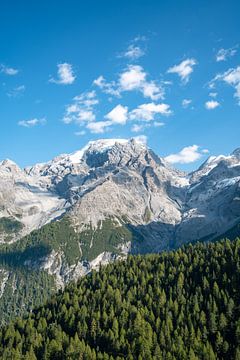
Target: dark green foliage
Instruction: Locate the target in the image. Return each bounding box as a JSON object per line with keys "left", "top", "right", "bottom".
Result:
{"left": 0, "top": 217, "right": 23, "bottom": 234}
{"left": 0, "top": 216, "right": 133, "bottom": 325}
{"left": 0, "top": 217, "right": 81, "bottom": 266}
{"left": 0, "top": 216, "right": 132, "bottom": 266}
{"left": 80, "top": 218, "right": 133, "bottom": 261}
{"left": 0, "top": 237, "right": 240, "bottom": 359}
{"left": 0, "top": 217, "right": 23, "bottom": 241}
{"left": 0, "top": 269, "right": 56, "bottom": 325}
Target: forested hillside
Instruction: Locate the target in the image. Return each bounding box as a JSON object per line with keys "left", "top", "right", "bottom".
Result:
{"left": 0, "top": 238, "right": 240, "bottom": 359}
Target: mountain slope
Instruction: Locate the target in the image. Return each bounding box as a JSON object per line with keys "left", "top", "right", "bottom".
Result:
{"left": 0, "top": 138, "right": 240, "bottom": 322}
{"left": 0, "top": 237, "right": 240, "bottom": 359}
{"left": 2, "top": 139, "right": 240, "bottom": 253}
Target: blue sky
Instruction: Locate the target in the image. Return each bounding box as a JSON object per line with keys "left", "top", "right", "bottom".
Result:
{"left": 0, "top": 0, "right": 240, "bottom": 171}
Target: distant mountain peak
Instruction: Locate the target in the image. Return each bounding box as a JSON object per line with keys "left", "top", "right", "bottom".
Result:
{"left": 0, "top": 159, "right": 22, "bottom": 173}
{"left": 231, "top": 148, "right": 240, "bottom": 158}
{"left": 0, "top": 159, "right": 18, "bottom": 167}
{"left": 69, "top": 138, "right": 147, "bottom": 163}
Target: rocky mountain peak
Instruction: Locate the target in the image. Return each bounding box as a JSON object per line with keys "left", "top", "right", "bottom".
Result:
{"left": 231, "top": 148, "right": 240, "bottom": 159}
{"left": 0, "top": 140, "right": 239, "bottom": 255}
{"left": 0, "top": 159, "right": 23, "bottom": 176}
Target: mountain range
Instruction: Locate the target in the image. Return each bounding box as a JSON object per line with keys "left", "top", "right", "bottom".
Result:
{"left": 0, "top": 138, "right": 240, "bottom": 322}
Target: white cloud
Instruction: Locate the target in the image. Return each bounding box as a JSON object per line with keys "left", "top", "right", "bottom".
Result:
{"left": 0, "top": 64, "right": 18, "bottom": 75}
{"left": 119, "top": 65, "right": 164, "bottom": 100}
{"left": 50, "top": 63, "right": 76, "bottom": 85}
{"left": 208, "top": 82, "right": 216, "bottom": 90}
{"left": 205, "top": 100, "right": 220, "bottom": 110}
{"left": 93, "top": 76, "right": 120, "bottom": 97}
{"left": 119, "top": 65, "right": 146, "bottom": 90}
{"left": 133, "top": 135, "right": 148, "bottom": 144}
{"left": 94, "top": 65, "right": 164, "bottom": 100}
{"left": 131, "top": 124, "right": 145, "bottom": 133}
{"left": 81, "top": 100, "right": 169, "bottom": 134}
{"left": 211, "top": 66, "right": 240, "bottom": 104}
{"left": 18, "top": 118, "right": 46, "bottom": 128}
{"left": 131, "top": 121, "right": 164, "bottom": 132}
{"left": 165, "top": 145, "right": 208, "bottom": 164}
{"left": 7, "top": 85, "right": 25, "bottom": 98}
{"left": 141, "top": 81, "right": 163, "bottom": 100}
{"left": 133, "top": 35, "right": 147, "bottom": 42}
{"left": 167, "top": 58, "right": 197, "bottom": 83}
{"left": 153, "top": 121, "right": 164, "bottom": 127}
{"left": 209, "top": 92, "right": 217, "bottom": 98}
{"left": 216, "top": 46, "right": 238, "bottom": 62}
{"left": 118, "top": 35, "right": 146, "bottom": 60}
{"left": 75, "top": 130, "right": 86, "bottom": 136}
{"left": 62, "top": 88, "right": 168, "bottom": 134}
{"left": 105, "top": 104, "right": 128, "bottom": 124}
{"left": 86, "top": 120, "right": 112, "bottom": 134}
{"left": 129, "top": 102, "right": 171, "bottom": 121}
{"left": 120, "top": 44, "right": 145, "bottom": 60}
{"left": 73, "top": 91, "right": 98, "bottom": 106}
{"left": 182, "top": 99, "right": 192, "bottom": 108}
{"left": 63, "top": 91, "right": 98, "bottom": 125}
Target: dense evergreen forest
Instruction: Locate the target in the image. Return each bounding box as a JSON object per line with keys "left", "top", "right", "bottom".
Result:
{"left": 0, "top": 238, "right": 240, "bottom": 359}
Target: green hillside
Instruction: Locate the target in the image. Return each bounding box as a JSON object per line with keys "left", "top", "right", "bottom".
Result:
{"left": 0, "top": 238, "right": 240, "bottom": 359}
{"left": 0, "top": 215, "right": 133, "bottom": 324}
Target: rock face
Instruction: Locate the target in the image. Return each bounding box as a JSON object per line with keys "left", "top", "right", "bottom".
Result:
{"left": 0, "top": 138, "right": 240, "bottom": 280}
{"left": 0, "top": 139, "right": 239, "bottom": 323}
{"left": 0, "top": 159, "right": 67, "bottom": 242}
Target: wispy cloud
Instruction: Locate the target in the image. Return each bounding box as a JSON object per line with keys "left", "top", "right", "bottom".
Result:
{"left": 129, "top": 102, "right": 171, "bottom": 121}
{"left": 18, "top": 118, "right": 46, "bottom": 128}
{"left": 131, "top": 124, "right": 146, "bottom": 133}
{"left": 153, "top": 121, "right": 164, "bottom": 127}
{"left": 118, "top": 35, "right": 146, "bottom": 60}
{"left": 7, "top": 85, "right": 25, "bottom": 98}
{"left": 93, "top": 76, "right": 120, "bottom": 97}
{"left": 63, "top": 90, "right": 98, "bottom": 125}
{"left": 49, "top": 63, "right": 76, "bottom": 85}
{"left": 133, "top": 135, "right": 148, "bottom": 144}
{"left": 94, "top": 65, "right": 164, "bottom": 100}
{"left": 182, "top": 99, "right": 192, "bottom": 108}
{"left": 86, "top": 120, "right": 112, "bottom": 134}
{"left": 209, "top": 92, "right": 217, "bottom": 98}
{"left": 216, "top": 46, "right": 238, "bottom": 62}
{"left": 0, "top": 64, "right": 18, "bottom": 75}
{"left": 131, "top": 121, "right": 164, "bottom": 133}
{"left": 84, "top": 101, "right": 170, "bottom": 134}
{"left": 165, "top": 145, "right": 208, "bottom": 164}
{"left": 75, "top": 130, "right": 86, "bottom": 136}
{"left": 167, "top": 58, "right": 197, "bottom": 84}
{"left": 205, "top": 100, "right": 220, "bottom": 110}
{"left": 210, "top": 66, "right": 240, "bottom": 104}
{"left": 119, "top": 44, "right": 145, "bottom": 60}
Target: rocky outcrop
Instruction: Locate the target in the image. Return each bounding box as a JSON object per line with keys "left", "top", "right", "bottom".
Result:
{"left": 0, "top": 138, "right": 240, "bottom": 268}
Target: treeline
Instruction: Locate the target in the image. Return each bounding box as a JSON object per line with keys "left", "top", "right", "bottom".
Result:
{"left": 0, "top": 238, "right": 240, "bottom": 359}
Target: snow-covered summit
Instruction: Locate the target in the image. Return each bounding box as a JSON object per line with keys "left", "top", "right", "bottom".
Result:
{"left": 24, "top": 138, "right": 148, "bottom": 177}
{"left": 232, "top": 148, "right": 240, "bottom": 159}
{"left": 69, "top": 138, "right": 144, "bottom": 163}
{"left": 190, "top": 148, "right": 240, "bottom": 183}
{"left": 0, "top": 159, "right": 22, "bottom": 173}
{"left": 0, "top": 140, "right": 239, "bottom": 251}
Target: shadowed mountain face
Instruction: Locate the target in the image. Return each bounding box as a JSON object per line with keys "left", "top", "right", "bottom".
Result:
{"left": 0, "top": 139, "right": 240, "bottom": 285}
